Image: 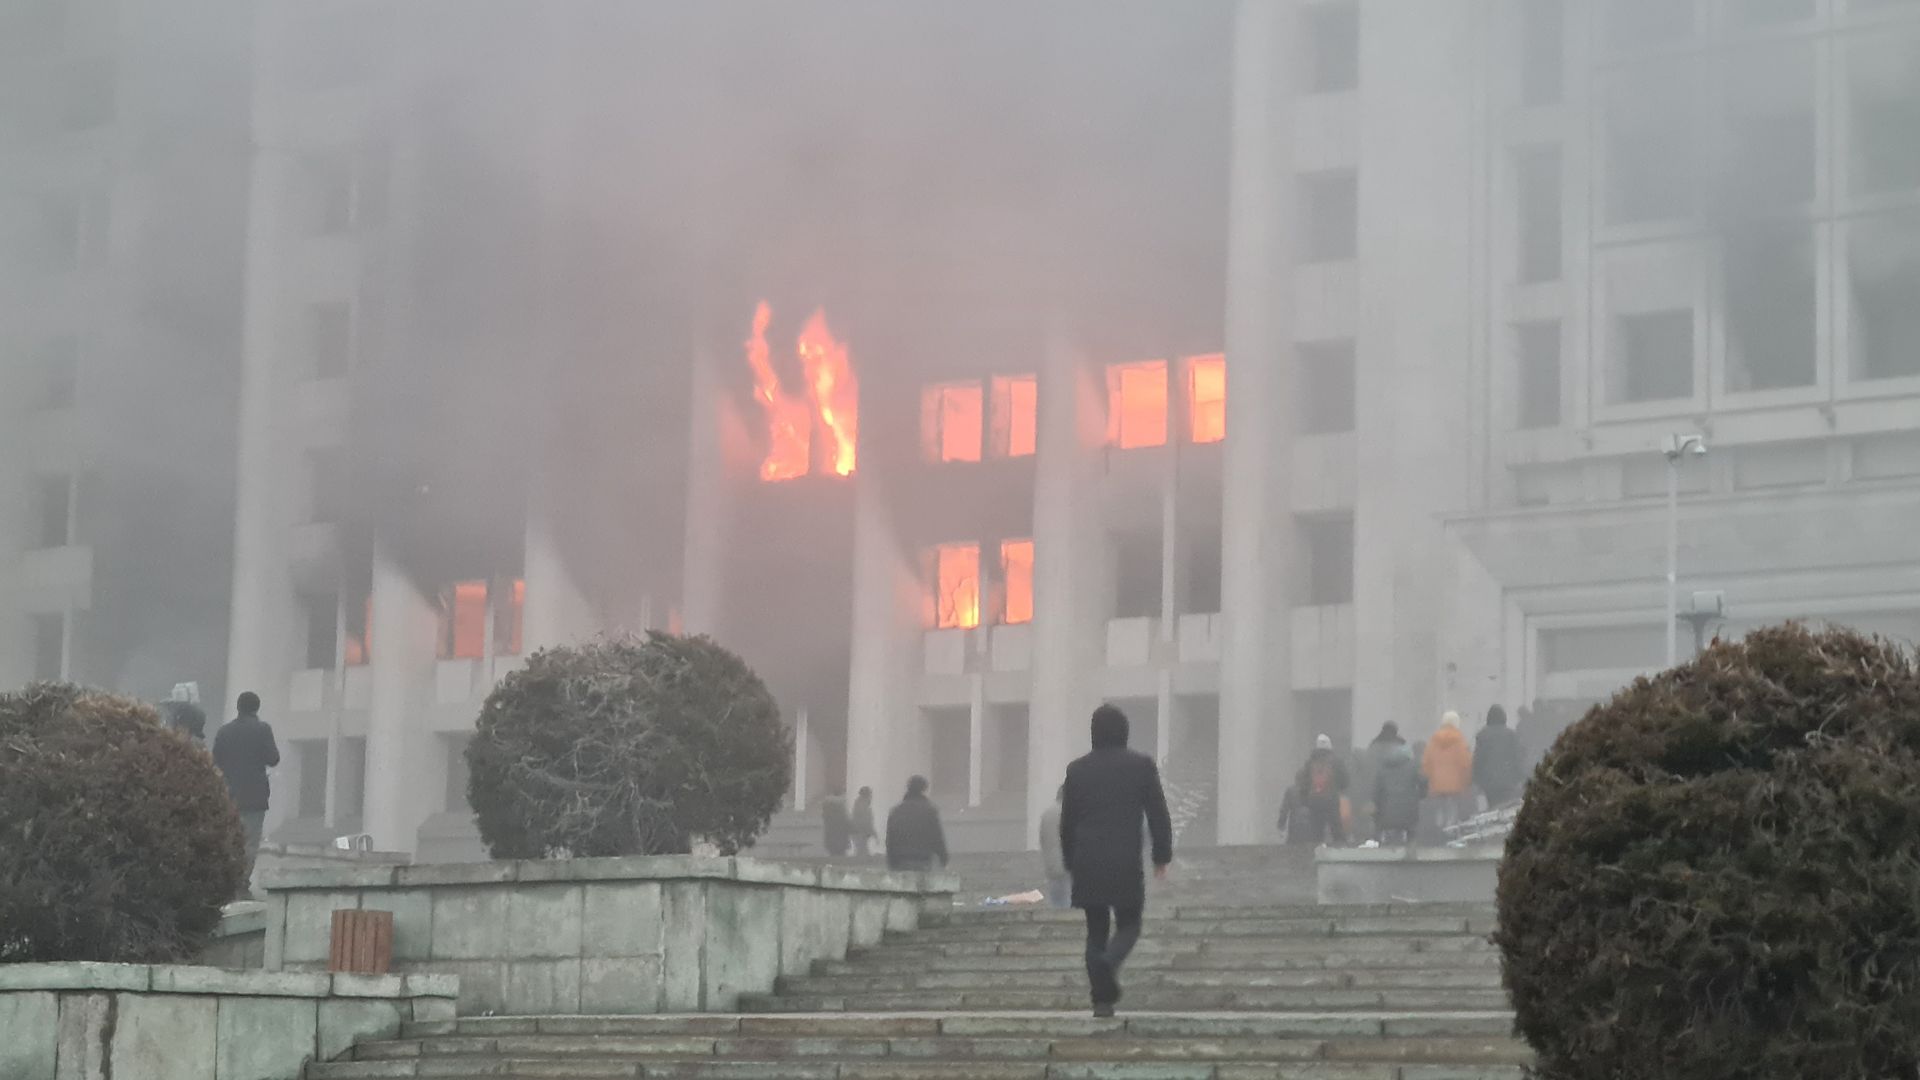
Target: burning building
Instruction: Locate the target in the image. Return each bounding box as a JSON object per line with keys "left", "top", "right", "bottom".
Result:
{"left": 6, "top": 1, "right": 1920, "bottom": 858}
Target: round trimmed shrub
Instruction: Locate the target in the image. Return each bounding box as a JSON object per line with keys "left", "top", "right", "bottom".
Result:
{"left": 1497, "top": 624, "right": 1920, "bottom": 1079}
{"left": 467, "top": 632, "right": 791, "bottom": 858}
{"left": 0, "top": 682, "right": 248, "bottom": 963}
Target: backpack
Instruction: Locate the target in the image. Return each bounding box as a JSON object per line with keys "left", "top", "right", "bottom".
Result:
{"left": 1308, "top": 757, "right": 1336, "bottom": 797}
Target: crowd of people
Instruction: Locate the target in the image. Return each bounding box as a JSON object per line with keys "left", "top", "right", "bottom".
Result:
{"left": 1282, "top": 704, "right": 1526, "bottom": 847}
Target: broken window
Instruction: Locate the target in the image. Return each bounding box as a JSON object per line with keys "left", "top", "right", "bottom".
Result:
{"left": 1607, "top": 0, "right": 1695, "bottom": 50}
{"left": 35, "top": 474, "right": 72, "bottom": 548}
{"left": 1107, "top": 360, "right": 1168, "bottom": 449}
{"left": 1605, "top": 62, "right": 1702, "bottom": 225}
{"left": 1298, "top": 340, "right": 1356, "bottom": 435}
{"left": 1726, "top": 228, "right": 1816, "bottom": 391}
{"left": 1185, "top": 354, "right": 1225, "bottom": 444}
{"left": 1185, "top": 533, "right": 1223, "bottom": 615}
{"left": 1303, "top": 2, "right": 1359, "bottom": 94}
{"left": 438, "top": 581, "right": 488, "bottom": 660}
{"left": 1516, "top": 148, "right": 1562, "bottom": 283}
{"left": 33, "top": 612, "right": 66, "bottom": 681}
{"left": 1721, "top": 45, "right": 1815, "bottom": 213}
{"left": 1000, "top": 540, "right": 1034, "bottom": 625}
{"left": 1301, "top": 170, "right": 1359, "bottom": 262}
{"left": 1515, "top": 322, "right": 1562, "bottom": 429}
{"left": 921, "top": 382, "right": 984, "bottom": 463}
{"left": 494, "top": 578, "right": 525, "bottom": 656}
{"left": 1300, "top": 514, "right": 1355, "bottom": 606}
{"left": 1850, "top": 213, "right": 1920, "bottom": 381}
{"left": 303, "top": 594, "right": 338, "bottom": 670}
{"left": 932, "top": 543, "right": 981, "bottom": 629}
{"left": 1616, "top": 310, "right": 1695, "bottom": 403}
{"left": 1848, "top": 34, "right": 1920, "bottom": 196}
{"left": 989, "top": 374, "right": 1037, "bottom": 458}
{"left": 1518, "top": 0, "right": 1564, "bottom": 106}
{"left": 1111, "top": 531, "right": 1163, "bottom": 619}
{"left": 344, "top": 593, "right": 371, "bottom": 666}
{"left": 310, "top": 302, "right": 353, "bottom": 379}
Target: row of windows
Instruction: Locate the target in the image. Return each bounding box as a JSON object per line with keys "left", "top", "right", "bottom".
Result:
{"left": 298, "top": 578, "right": 524, "bottom": 671}
{"left": 919, "top": 355, "right": 1227, "bottom": 463}
{"left": 930, "top": 539, "right": 1032, "bottom": 630}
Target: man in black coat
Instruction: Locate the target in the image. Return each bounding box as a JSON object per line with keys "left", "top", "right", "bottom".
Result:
{"left": 212, "top": 691, "right": 280, "bottom": 897}
{"left": 884, "top": 776, "right": 948, "bottom": 872}
{"left": 1473, "top": 704, "right": 1525, "bottom": 807}
{"left": 1059, "top": 704, "right": 1173, "bottom": 1017}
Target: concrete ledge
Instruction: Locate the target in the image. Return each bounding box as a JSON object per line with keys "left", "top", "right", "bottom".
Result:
{"left": 0, "top": 963, "right": 459, "bottom": 1080}
{"left": 261, "top": 855, "right": 958, "bottom": 1016}
{"left": 1316, "top": 844, "right": 1503, "bottom": 905}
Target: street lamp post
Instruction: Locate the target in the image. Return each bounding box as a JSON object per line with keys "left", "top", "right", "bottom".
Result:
{"left": 1664, "top": 433, "right": 1708, "bottom": 667}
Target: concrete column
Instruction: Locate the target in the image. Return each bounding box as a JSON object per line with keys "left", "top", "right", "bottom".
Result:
{"left": 844, "top": 468, "right": 922, "bottom": 806}
{"left": 1217, "top": 0, "right": 1299, "bottom": 844}
{"left": 361, "top": 541, "right": 437, "bottom": 853}
{"left": 967, "top": 672, "right": 986, "bottom": 807}
{"left": 1351, "top": 0, "right": 1480, "bottom": 739}
{"left": 680, "top": 348, "right": 730, "bottom": 637}
{"left": 1026, "top": 324, "right": 1108, "bottom": 845}
{"left": 522, "top": 493, "right": 596, "bottom": 652}
{"left": 791, "top": 707, "right": 810, "bottom": 810}
{"left": 225, "top": 22, "right": 295, "bottom": 717}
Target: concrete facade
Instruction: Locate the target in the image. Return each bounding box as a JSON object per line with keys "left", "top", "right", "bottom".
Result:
{"left": 0, "top": 963, "right": 455, "bottom": 1080}
{"left": 260, "top": 856, "right": 959, "bottom": 1016}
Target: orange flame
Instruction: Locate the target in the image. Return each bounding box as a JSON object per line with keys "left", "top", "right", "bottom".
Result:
{"left": 744, "top": 301, "right": 813, "bottom": 482}
{"left": 797, "top": 308, "right": 858, "bottom": 477}
{"left": 743, "top": 302, "right": 859, "bottom": 481}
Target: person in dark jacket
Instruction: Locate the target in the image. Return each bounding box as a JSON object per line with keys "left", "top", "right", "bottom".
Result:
{"left": 1295, "top": 734, "right": 1350, "bottom": 845}
{"left": 212, "top": 691, "right": 280, "bottom": 896}
{"left": 1472, "top": 704, "right": 1525, "bottom": 807}
{"left": 821, "top": 790, "right": 851, "bottom": 857}
{"left": 885, "top": 776, "right": 948, "bottom": 872}
{"left": 1059, "top": 704, "right": 1173, "bottom": 1017}
{"left": 849, "top": 787, "right": 878, "bottom": 858}
{"left": 1372, "top": 737, "right": 1425, "bottom": 845}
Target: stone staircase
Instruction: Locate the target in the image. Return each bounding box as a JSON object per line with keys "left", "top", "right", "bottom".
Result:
{"left": 305, "top": 901, "right": 1526, "bottom": 1079}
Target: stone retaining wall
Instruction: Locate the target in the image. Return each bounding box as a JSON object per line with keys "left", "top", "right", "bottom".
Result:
{"left": 0, "top": 963, "right": 456, "bottom": 1080}
{"left": 196, "top": 902, "right": 268, "bottom": 969}
{"left": 261, "top": 855, "right": 958, "bottom": 1016}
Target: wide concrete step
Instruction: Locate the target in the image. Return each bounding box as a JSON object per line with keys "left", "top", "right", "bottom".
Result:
{"left": 928, "top": 905, "right": 1496, "bottom": 927}
{"left": 779, "top": 970, "right": 1503, "bottom": 995}
{"left": 311, "top": 1015, "right": 1526, "bottom": 1078}
{"left": 857, "top": 937, "right": 1495, "bottom": 961}
{"left": 816, "top": 951, "right": 1503, "bottom": 976}
{"left": 900, "top": 918, "right": 1485, "bottom": 943}
{"left": 739, "top": 989, "right": 1514, "bottom": 1013}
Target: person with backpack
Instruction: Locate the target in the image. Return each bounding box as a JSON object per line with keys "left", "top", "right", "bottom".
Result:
{"left": 1372, "top": 730, "right": 1425, "bottom": 845}
{"left": 1294, "top": 734, "right": 1350, "bottom": 846}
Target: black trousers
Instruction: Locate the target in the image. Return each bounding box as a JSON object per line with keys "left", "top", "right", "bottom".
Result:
{"left": 1083, "top": 905, "right": 1143, "bottom": 1006}
{"left": 1307, "top": 799, "right": 1345, "bottom": 845}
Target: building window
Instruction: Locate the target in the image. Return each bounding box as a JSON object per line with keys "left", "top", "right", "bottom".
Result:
{"left": 310, "top": 302, "right": 353, "bottom": 379}
{"left": 932, "top": 543, "right": 981, "bottom": 630}
{"left": 1301, "top": 170, "right": 1358, "bottom": 263}
{"left": 1851, "top": 215, "right": 1920, "bottom": 381}
{"left": 32, "top": 612, "right": 66, "bottom": 681}
{"left": 1516, "top": 149, "right": 1562, "bottom": 284}
{"left": 36, "top": 336, "right": 79, "bottom": 410}
{"left": 1848, "top": 35, "right": 1920, "bottom": 197}
{"left": 1519, "top": 0, "right": 1565, "bottom": 106}
{"left": 1723, "top": 47, "right": 1816, "bottom": 213}
{"left": 1727, "top": 229, "right": 1816, "bottom": 391}
{"left": 303, "top": 594, "right": 338, "bottom": 670}
{"left": 35, "top": 475, "right": 72, "bottom": 549}
{"left": 1607, "top": 0, "right": 1695, "bottom": 51}
{"left": 1000, "top": 539, "right": 1034, "bottom": 625}
{"left": 1616, "top": 310, "right": 1695, "bottom": 403}
{"left": 59, "top": 58, "right": 115, "bottom": 131}
{"left": 438, "top": 581, "right": 488, "bottom": 660}
{"left": 1298, "top": 340, "right": 1356, "bottom": 435}
{"left": 307, "top": 448, "right": 350, "bottom": 524}
{"left": 989, "top": 374, "right": 1037, "bottom": 458}
{"left": 494, "top": 578, "right": 525, "bottom": 656}
{"left": 921, "top": 382, "right": 984, "bottom": 463}
{"left": 1606, "top": 64, "right": 1702, "bottom": 225}
{"left": 295, "top": 739, "right": 329, "bottom": 818}
{"left": 1107, "top": 360, "right": 1168, "bottom": 449}
{"left": 1515, "top": 322, "right": 1562, "bottom": 429}
{"left": 1304, "top": 2, "right": 1359, "bottom": 93}
{"left": 1185, "top": 354, "right": 1225, "bottom": 444}
{"left": 345, "top": 593, "right": 371, "bottom": 666}
{"left": 1112, "top": 531, "right": 1163, "bottom": 619}
{"left": 1301, "top": 514, "right": 1355, "bottom": 606}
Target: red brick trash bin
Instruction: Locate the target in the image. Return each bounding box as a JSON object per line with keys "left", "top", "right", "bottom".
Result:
{"left": 328, "top": 910, "right": 394, "bottom": 974}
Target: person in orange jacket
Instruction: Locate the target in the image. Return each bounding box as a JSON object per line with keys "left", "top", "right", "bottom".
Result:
{"left": 1421, "top": 711, "right": 1476, "bottom": 833}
